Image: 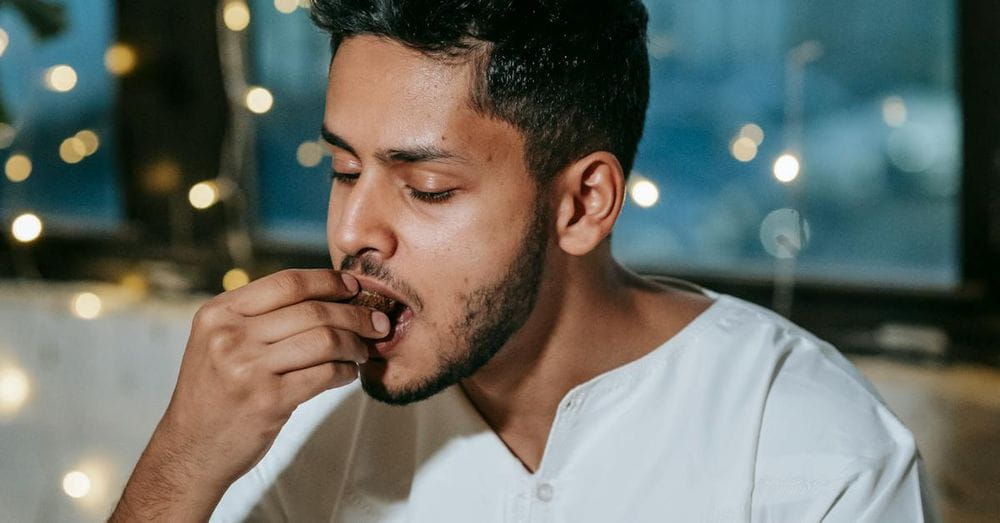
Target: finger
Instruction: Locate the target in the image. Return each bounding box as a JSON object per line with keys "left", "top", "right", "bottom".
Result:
{"left": 247, "top": 300, "right": 390, "bottom": 343}
{"left": 279, "top": 361, "right": 359, "bottom": 409}
{"left": 219, "top": 269, "right": 360, "bottom": 316}
{"left": 263, "top": 326, "right": 368, "bottom": 374}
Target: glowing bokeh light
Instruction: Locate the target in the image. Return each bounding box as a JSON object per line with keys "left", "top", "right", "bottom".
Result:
{"left": 0, "top": 366, "right": 30, "bottom": 415}
{"left": 296, "top": 141, "right": 324, "bottom": 167}
{"left": 630, "top": 179, "right": 660, "bottom": 208}
{"left": 245, "top": 86, "right": 274, "bottom": 114}
{"left": 223, "top": 1, "right": 251, "bottom": 32}
{"left": 773, "top": 154, "right": 801, "bottom": 183}
{"left": 5, "top": 154, "right": 32, "bottom": 182}
{"left": 0, "top": 28, "right": 9, "bottom": 58}
{"left": 120, "top": 273, "right": 149, "bottom": 298}
{"left": 71, "top": 292, "right": 103, "bottom": 320}
{"left": 739, "top": 123, "right": 765, "bottom": 146}
{"left": 882, "top": 96, "right": 907, "bottom": 128}
{"left": 104, "top": 43, "right": 137, "bottom": 76}
{"left": 45, "top": 65, "right": 78, "bottom": 92}
{"left": 0, "top": 123, "right": 14, "bottom": 149}
{"left": 223, "top": 268, "right": 251, "bottom": 291}
{"left": 274, "top": 0, "right": 298, "bottom": 13}
{"left": 75, "top": 130, "right": 100, "bottom": 156}
{"left": 759, "top": 208, "right": 811, "bottom": 259}
{"left": 730, "top": 136, "right": 758, "bottom": 163}
{"left": 62, "top": 471, "right": 92, "bottom": 499}
{"left": 11, "top": 213, "right": 43, "bottom": 243}
{"left": 189, "top": 181, "right": 221, "bottom": 209}
{"left": 142, "top": 160, "right": 182, "bottom": 194}
{"left": 59, "top": 137, "right": 87, "bottom": 164}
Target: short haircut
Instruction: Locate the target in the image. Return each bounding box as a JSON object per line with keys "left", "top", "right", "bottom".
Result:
{"left": 311, "top": 0, "right": 650, "bottom": 184}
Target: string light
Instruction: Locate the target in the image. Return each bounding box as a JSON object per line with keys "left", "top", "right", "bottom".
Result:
{"left": 0, "top": 123, "right": 14, "bottom": 149}
{"left": 44, "top": 65, "right": 78, "bottom": 92}
{"left": 0, "top": 365, "right": 30, "bottom": 415}
{"left": 0, "top": 27, "right": 8, "bottom": 58}
{"left": 882, "top": 96, "right": 907, "bottom": 128}
{"left": 244, "top": 86, "right": 274, "bottom": 114}
{"left": 62, "top": 471, "right": 92, "bottom": 499}
{"left": 773, "top": 154, "right": 800, "bottom": 183}
{"left": 104, "top": 43, "right": 137, "bottom": 76}
{"left": 11, "top": 213, "right": 43, "bottom": 243}
{"left": 223, "top": 1, "right": 251, "bottom": 32}
{"left": 5, "top": 154, "right": 32, "bottom": 182}
{"left": 189, "top": 181, "right": 221, "bottom": 209}
{"left": 75, "top": 130, "right": 100, "bottom": 156}
{"left": 71, "top": 292, "right": 103, "bottom": 320}
{"left": 223, "top": 268, "right": 250, "bottom": 291}
{"left": 142, "top": 160, "right": 182, "bottom": 194}
{"left": 629, "top": 177, "right": 660, "bottom": 208}
{"left": 274, "top": 0, "right": 299, "bottom": 13}
{"left": 59, "top": 137, "right": 88, "bottom": 164}
{"left": 296, "top": 141, "right": 324, "bottom": 167}
{"left": 120, "top": 272, "right": 149, "bottom": 298}
{"left": 739, "top": 123, "right": 765, "bottom": 146}
{"left": 730, "top": 136, "right": 758, "bottom": 163}
{"left": 760, "top": 208, "right": 810, "bottom": 259}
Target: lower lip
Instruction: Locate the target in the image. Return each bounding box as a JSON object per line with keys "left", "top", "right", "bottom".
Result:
{"left": 370, "top": 307, "right": 414, "bottom": 358}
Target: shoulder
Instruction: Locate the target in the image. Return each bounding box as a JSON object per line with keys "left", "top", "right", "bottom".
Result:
{"left": 707, "top": 297, "right": 932, "bottom": 519}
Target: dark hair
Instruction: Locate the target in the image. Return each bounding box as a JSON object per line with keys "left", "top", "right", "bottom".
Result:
{"left": 310, "top": 0, "right": 650, "bottom": 183}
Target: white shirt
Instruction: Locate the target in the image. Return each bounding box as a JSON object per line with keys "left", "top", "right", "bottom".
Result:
{"left": 212, "top": 288, "right": 938, "bottom": 522}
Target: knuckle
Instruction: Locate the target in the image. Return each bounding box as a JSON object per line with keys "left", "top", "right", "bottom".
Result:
{"left": 205, "top": 327, "right": 241, "bottom": 354}
{"left": 304, "top": 301, "right": 328, "bottom": 323}
{"left": 224, "top": 360, "right": 254, "bottom": 384}
{"left": 193, "top": 303, "right": 228, "bottom": 330}
{"left": 273, "top": 270, "right": 305, "bottom": 297}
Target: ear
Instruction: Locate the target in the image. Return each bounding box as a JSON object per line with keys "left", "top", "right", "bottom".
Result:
{"left": 553, "top": 152, "right": 626, "bottom": 256}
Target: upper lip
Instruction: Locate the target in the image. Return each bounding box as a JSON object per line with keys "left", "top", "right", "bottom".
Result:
{"left": 348, "top": 275, "right": 413, "bottom": 312}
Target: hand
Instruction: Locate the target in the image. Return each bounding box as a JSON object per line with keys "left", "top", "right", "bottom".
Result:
{"left": 111, "top": 269, "right": 389, "bottom": 521}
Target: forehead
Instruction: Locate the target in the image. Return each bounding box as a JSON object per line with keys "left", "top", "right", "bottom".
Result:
{"left": 324, "top": 35, "right": 522, "bottom": 164}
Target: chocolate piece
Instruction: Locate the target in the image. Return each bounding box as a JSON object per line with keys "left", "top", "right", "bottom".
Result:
{"left": 349, "top": 289, "right": 398, "bottom": 316}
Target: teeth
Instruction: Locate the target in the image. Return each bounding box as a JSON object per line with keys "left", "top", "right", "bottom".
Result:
{"left": 349, "top": 290, "right": 399, "bottom": 316}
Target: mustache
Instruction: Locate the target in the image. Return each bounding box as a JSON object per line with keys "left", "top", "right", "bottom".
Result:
{"left": 340, "top": 254, "right": 424, "bottom": 311}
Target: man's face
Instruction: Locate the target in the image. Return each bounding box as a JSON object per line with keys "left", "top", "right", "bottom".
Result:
{"left": 323, "top": 36, "right": 548, "bottom": 405}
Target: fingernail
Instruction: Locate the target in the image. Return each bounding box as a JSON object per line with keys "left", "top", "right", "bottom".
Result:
{"left": 372, "top": 311, "right": 390, "bottom": 334}
{"left": 341, "top": 273, "right": 359, "bottom": 294}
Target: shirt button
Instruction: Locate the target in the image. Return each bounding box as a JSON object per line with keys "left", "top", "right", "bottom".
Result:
{"left": 536, "top": 483, "right": 555, "bottom": 502}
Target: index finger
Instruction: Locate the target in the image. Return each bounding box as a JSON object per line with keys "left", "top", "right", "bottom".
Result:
{"left": 220, "top": 269, "right": 359, "bottom": 316}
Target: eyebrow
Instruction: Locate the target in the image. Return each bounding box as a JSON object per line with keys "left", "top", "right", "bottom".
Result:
{"left": 320, "top": 125, "right": 470, "bottom": 166}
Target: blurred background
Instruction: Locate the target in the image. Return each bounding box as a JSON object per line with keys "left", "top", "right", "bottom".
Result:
{"left": 0, "top": 0, "right": 997, "bottom": 521}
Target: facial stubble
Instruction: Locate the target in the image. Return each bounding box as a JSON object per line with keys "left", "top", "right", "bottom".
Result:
{"left": 360, "top": 198, "right": 549, "bottom": 406}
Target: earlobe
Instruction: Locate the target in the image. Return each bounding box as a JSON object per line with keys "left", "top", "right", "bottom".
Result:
{"left": 554, "top": 153, "right": 626, "bottom": 256}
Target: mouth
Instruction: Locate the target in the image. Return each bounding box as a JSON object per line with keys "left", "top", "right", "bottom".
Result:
{"left": 346, "top": 283, "right": 415, "bottom": 359}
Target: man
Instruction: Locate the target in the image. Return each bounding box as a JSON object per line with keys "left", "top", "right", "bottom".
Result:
{"left": 112, "top": 1, "right": 936, "bottom": 521}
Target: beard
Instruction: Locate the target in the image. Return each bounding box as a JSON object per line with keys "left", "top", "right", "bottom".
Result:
{"left": 358, "top": 199, "right": 549, "bottom": 406}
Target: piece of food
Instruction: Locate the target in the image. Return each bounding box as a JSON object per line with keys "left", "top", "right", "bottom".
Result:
{"left": 349, "top": 289, "right": 400, "bottom": 317}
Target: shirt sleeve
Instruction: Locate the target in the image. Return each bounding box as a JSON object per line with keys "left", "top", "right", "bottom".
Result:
{"left": 749, "top": 334, "right": 940, "bottom": 523}
{"left": 750, "top": 442, "right": 938, "bottom": 522}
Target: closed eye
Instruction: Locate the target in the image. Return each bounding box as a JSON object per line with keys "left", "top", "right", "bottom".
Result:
{"left": 331, "top": 171, "right": 455, "bottom": 203}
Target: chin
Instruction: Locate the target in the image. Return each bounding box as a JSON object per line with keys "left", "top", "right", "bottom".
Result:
{"left": 357, "top": 352, "right": 456, "bottom": 406}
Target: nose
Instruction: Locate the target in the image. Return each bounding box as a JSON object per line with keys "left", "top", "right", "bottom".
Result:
{"left": 328, "top": 172, "right": 398, "bottom": 262}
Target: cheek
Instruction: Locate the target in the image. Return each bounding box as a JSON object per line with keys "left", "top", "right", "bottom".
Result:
{"left": 400, "top": 189, "right": 530, "bottom": 309}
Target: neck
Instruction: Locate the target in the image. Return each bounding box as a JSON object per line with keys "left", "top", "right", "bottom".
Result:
{"left": 458, "top": 245, "right": 711, "bottom": 472}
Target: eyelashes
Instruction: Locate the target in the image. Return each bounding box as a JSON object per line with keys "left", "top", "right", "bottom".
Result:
{"left": 330, "top": 171, "right": 456, "bottom": 203}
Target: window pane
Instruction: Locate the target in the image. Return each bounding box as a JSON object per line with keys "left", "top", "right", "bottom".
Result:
{"left": 616, "top": 1, "right": 960, "bottom": 288}
{"left": 249, "top": 1, "right": 960, "bottom": 289}
{"left": 0, "top": 0, "right": 124, "bottom": 232}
